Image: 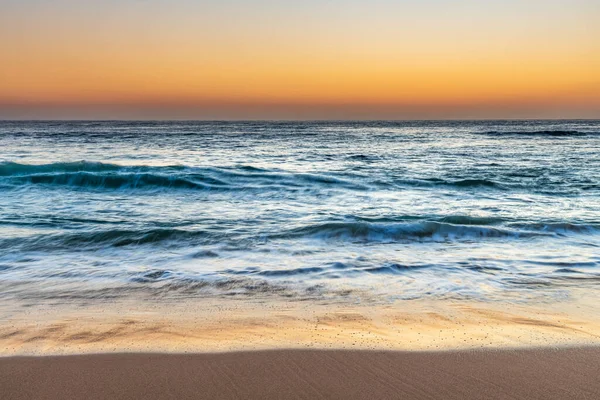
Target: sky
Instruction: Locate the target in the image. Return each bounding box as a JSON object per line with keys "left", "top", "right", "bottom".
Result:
{"left": 1, "top": 0, "right": 599, "bottom": 120}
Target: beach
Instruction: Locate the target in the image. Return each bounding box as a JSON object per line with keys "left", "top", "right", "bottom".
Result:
{"left": 3, "top": 293, "right": 600, "bottom": 399}
{"left": 2, "top": 121, "right": 600, "bottom": 398}
{"left": 3, "top": 348, "right": 600, "bottom": 400}
{"left": 2, "top": 294, "right": 600, "bottom": 355}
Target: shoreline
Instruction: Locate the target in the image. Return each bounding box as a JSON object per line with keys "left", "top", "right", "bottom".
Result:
{"left": 2, "top": 347, "right": 600, "bottom": 399}
{"left": 2, "top": 296, "right": 600, "bottom": 356}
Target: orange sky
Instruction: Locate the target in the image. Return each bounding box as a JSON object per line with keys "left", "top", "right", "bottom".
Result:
{"left": 1, "top": 0, "right": 599, "bottom": 119}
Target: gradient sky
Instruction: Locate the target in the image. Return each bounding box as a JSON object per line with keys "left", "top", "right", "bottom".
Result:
{"left": 1, "top": 0, "right": 599, "bottom": 119}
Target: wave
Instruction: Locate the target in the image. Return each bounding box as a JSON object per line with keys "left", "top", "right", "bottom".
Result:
{"left": 0, "top": 228, "right": 216, "bottom": 251}
{"left": 0, "top": 161, "right": 367, "bottom": 191}
{"left": 482, "top": 130, "right": 591, "bottom": 137}
{"left": 435, "top": 178, "right": 498, "bottom": 188}
{"left": 222, "top": 261, "right": 433, "bottom": 278}
{"left": 508, "top": 222, "right": 600, "bottom": 235}
{"left": 9, "top": 172, "right": 225, "bottom": 190}
{"left": 0, "top": 161, "right": 231, "bottom": 190}
{"left": 393, "top": 177, "right": 600, "bottom": 193}
{"left": 436, "top": 215, "right": 506, "bottom": 225}
{"left": 352, "top": 215, "right": 507, "bottom": 226}
{"left": 6, "top": 173, "right": 531, "bottom": 192}
{"left": 275, "top": 221, "right": 552, "bottom": 242}
{"left": 3, "top": 161, "right": 596, "bottom": 195}
{"left": 124, "top": 270, "right": 348, "bottom": 298}
{"left": 4, "top": 276, "right": 298, "bottom": 300}
{"left": 0, "top": 161, "right": 122, "bottom": 176}
{"left": 392, "top": 177, "right": 501, "bottom": 189}
{"left": 3, "top": 218, "right": 597, "bottom": 252}
{"left": 278, "top": 219, "right": 600, "bottom": 242}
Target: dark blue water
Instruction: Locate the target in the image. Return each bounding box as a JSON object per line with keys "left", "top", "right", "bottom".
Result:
{"left": 1, "top": 120, "right": 599, "bottom": 304}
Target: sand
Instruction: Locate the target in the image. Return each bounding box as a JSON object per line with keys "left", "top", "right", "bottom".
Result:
{"left": 3, "top": 295, "right": 600, "bottom": 355}
{"left": 2, "top": 294, "right": 600, "bottom": 398}
{"left": 2, "top": 347, "right": 600, "bottom": 400}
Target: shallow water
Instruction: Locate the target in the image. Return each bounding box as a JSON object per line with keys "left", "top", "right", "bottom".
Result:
{"left": 1, "top": 120, "right": 599, "bottom": 306}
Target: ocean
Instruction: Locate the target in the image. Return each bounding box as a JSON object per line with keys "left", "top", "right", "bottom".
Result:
{"left": 1, "top": 120, "right": 599, "bottom": 310}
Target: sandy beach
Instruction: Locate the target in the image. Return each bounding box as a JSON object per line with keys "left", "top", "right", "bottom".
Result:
{"left": 2, "top": 298, "right": 600, "bottom": 399}
{"left": 4, "top": 297, "right": 599, "bottom": 399}
{"left": 2, "top": 295, "right": 600, "bottom": 355}
{"left": 3, "top": 289, "right": 599, "bottom": 399}
{"left": 2, "top": 120, "right": 600, "bottom": 399}
{"left": 2, "top": 347, "right": 599, "bottom": 400}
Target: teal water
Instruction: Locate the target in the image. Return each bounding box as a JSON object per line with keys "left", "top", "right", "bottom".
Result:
{"left": 1, "top": 120, "right": 599, "bottom": 304}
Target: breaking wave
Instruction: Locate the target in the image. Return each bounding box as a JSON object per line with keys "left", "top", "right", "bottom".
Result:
{"left": 482, "top": 130, "right": 592, "bottom": 137}
{"left": 276, "top": 221, "right": 553, "bottom": 242}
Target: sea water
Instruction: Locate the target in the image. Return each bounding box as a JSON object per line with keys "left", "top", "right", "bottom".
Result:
{"left": 1, "top": 120, "right": 599, "bottom": 307}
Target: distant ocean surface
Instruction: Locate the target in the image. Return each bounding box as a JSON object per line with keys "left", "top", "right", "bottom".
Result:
{"left": 1, "top": 120, "right": 599, "bottom": 305}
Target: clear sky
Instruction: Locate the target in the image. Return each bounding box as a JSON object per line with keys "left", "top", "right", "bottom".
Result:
{"left": 1, "top": 0, "right": 598, "bottom": 119}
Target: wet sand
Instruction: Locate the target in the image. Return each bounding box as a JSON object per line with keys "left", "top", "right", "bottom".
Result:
{"left": 2, "top": 297, "right": 600, "bottom": 398}
{"left": 3, "top": 296, "right": 600, "bottom": 355}
{"left": 2, "top": 347, "right": 600, "bottom": 400}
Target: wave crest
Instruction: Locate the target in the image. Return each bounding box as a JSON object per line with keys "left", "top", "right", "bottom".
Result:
{"left": 482, "top": 130, "right": 590, "bottom": 137}
{"left": 0, "top": 228, "right": 214, "bottom": 251}
{"left": 277, "top": 221, "right": 550, "bottom": 242}
{"left": 0, "top": 161, "right": 367, "bottom": 191}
